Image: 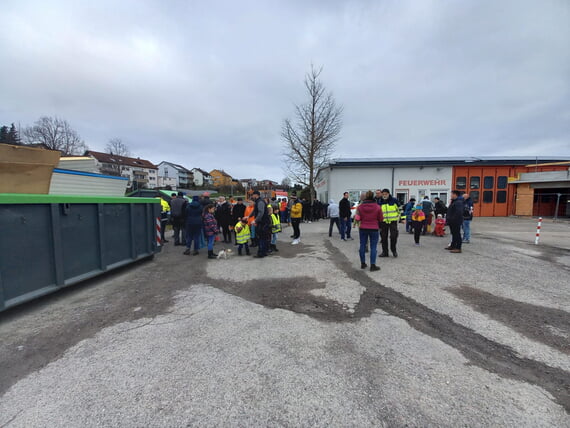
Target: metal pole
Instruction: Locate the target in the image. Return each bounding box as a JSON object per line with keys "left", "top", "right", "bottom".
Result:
{"left": 553, "top": 193, "right": 561, "bottom": 221}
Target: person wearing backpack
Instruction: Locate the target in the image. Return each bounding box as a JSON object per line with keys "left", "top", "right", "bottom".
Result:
{"left": 462, "top": 192, "right": 474, "bottom": 243}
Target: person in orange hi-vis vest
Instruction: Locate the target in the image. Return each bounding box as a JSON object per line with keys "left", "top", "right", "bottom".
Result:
{"left": 244, "top": 200, "right": 257, "bottom": 246}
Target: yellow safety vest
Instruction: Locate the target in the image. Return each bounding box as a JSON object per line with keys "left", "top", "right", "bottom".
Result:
{"left": 271, "top": 213, "right": 281, "bottom": 233}
{"left": 381, "top": 203, "right": 400, "bottom": 223}
{"left": 235, "top": 222, "right": 251, "bottom": 244}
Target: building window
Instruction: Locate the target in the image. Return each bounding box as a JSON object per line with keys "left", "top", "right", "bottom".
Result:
{"left": 484, "top": 176, "right": 494, "bottom": 189}
{"left": 470, "top": 191, "right": 480, "bottom": 203}
{"left": 497, "top": 191, "right": 507, "bottom": 203}
{"left": 497, "top": 176, "right": 508, "bottom": 189}
{"left": 456, "top": 176, "right": 466, "bottom": 189}
{"left": 396, "top": 192, "right": 408, "bottom": 205}
{"left": 470, "top": 176, "right": 480, "bottom": 189}
{"left": 483, "top": 191, "right": 493, "bottom": 203}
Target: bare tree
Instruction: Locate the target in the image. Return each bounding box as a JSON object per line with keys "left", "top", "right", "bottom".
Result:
{"left": 23, "top": 116, "right": 88, "bottom": 155}
{"left": 105, "top": 138, "right": 131, "bottom": 157}
{"left": 282, "top": 65, "right": 342, "bottom": 203}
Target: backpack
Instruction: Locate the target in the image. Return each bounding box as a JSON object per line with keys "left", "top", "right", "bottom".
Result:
{"left": 463, "top": 204, "right": 472, "bottom": 219}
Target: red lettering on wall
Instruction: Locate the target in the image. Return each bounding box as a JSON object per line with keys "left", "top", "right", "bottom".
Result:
{"left": 397, "top": 179, "right": 447, "bottom": 186}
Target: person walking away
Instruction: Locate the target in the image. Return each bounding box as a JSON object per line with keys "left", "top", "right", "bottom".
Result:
{"left": 446, "top": 190, "right": 464, "bottom": 253}
{"left": 339, "top": 192, "right": 353, "bottom": 241}
{"left": 203, "top": 204, "right": 219, "bottom": 259}
{"left": 289, "top": 193, "right": 303, "bottom": 244}
{"left": 250, "top": 190, "right": 270, "bottom": 257}
{"left": 183, "top": 196, "right": 203, "bottom": 255}
{"left": 268, "top": 205, "right": 281, "bottom": 253}
{"left": 403, "top": 197, "right": 416, "bottom": 234}
{"left": 231, "top": 197, "right": 246, "bottom": 245}
{"left": 170, "top": 192, "right": 188, "bottom": 246}
{"left": 411, "top": 204, "right": 426, "bottom": 246}
{"left": 434, "top": 214, "right": 446, "bottom": 237}
{"left": 462, "top": 192, "right": 474, "bottom": 243}
{"left": 234, "top": 217, "right": 251, "bottom": 256}
{"left": 215, "top": 196, "right": 233, "bottom": 243}
{"left": 355, "top": 190, "right": 383, "bottom": 271}
{"left": 327, "top": 199, "right": 341, "bottom": 237}
{"left": 378, "top": 189, "right": 400, "bottom": 257}
{"left": 157, "top": 197, "right": 170, "bottom": 243}
{"left": 421, "top": 196, "right": 434, "bottom": 235}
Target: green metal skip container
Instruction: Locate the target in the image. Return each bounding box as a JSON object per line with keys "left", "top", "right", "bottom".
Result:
{"left": 0, "top": 194, "right": 162, "bottom": 312}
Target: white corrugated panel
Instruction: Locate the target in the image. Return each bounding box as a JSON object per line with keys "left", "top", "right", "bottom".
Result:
{"left": 49, "top": 169, "right": 128, "bottom": 196}
{"left": 57, "top": 157, "right": 99, "bottom": 173}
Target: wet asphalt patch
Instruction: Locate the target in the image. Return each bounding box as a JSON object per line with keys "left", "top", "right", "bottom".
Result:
{"left": 447, "top": 286, "right": 570, "bottom": 355}
{"left": 214, "top": 240, "right": 570, "bottom": 412}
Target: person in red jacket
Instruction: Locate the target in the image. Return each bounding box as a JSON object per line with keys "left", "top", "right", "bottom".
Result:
{"left": 354, "top": 190, "right": 384, "bottom": 271}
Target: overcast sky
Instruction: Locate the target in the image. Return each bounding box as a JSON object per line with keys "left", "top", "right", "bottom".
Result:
{"left": 1, "top": 0, "right": 569, "bottom": 182}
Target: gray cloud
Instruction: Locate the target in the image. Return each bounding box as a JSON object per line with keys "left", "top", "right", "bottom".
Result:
{"left": 1, "top": 0, "right": 568, "bottom": 182}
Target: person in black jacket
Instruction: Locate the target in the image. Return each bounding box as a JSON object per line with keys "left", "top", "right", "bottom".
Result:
{"left": 170, "top": 192, "right": 188, "bottom": 246}
{"left": 445, "top": 190, "right": 464, "bottom": 253}
{"left": 434, "top": 197, "right": 447, "bottom": 218}
{"left": 339, "top": 192, "right": 353, "bottom": 240}
{"left": 215, "top": 196, "right": 233, "bottom": 243}
{"left": 231, "top": 197, "right": 246, "bottom": 244}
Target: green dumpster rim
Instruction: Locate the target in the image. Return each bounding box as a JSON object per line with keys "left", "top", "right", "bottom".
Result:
{"left": 0, "top": 194, "right": 161, "bottom": 204}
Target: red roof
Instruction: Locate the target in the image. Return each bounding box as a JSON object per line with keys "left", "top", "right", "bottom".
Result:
{"left": 87, "top": 151, "right": 157, "bottom": 169}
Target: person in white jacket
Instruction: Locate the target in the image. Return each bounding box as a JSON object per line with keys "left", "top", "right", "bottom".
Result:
{"left": 327, "top": 199, "right": 341, "bottom": 237}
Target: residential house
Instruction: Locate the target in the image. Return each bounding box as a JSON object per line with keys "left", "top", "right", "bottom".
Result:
{"left": 157, "top": 161, "right": 194, "bottom": 189}
{"left": 86, "top": 151, "right": 158, "bottom": 189}
{"left": 191, "top": 168, "right": 213, "bottom": 187}
{"left": 258, "top": 179, "right": 278, "bottom": 189}
{"left": 210, "top": 169, "right": 233, "bottom": 188}
{"left": 239, "top": 178, "right": 257, "bottom": 190}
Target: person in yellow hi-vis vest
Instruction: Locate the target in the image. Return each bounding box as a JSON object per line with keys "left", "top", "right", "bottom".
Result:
{"left": 376, "top": 188, "right": 401, "bottom": 258}
{"left": 289, "top": 192, "right": 303, "bottom": 244}
{"left": 267, "top": 205, "right": 282, "bottom": 253}
{"left": 234, "top": 217, "right": 251, "bottom": 256}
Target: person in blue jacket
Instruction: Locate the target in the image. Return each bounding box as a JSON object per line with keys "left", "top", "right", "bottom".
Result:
{"left": 403, "top": 197, "right": 416, "bottom": 233}
{"left": 183, "top": 196, "right": 203, "bottom": 256}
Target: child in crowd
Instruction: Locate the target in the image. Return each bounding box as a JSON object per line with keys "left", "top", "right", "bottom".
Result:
{"left": 203, "top": 204, "right": 219, "bottom": 259}
{"left": 268, "top": 205, "right": 281, "bottom": 253}
{"left": 411, "top": 204, "right": 426, "bottom": 246}
{"left": 434, "top": 214, "right": 446, "bottom": 237}
{"left": 234, "top": 217, "right": 251, "bottom": 256}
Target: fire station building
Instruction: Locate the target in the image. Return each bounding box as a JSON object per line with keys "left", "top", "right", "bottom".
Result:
{"left": 315, "top": 157, "right": 570, "bottom": 218}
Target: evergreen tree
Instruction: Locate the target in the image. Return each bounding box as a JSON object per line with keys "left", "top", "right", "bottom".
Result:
{"left": 0, "top": 126, "right": 8, "bottom": 144}
{"left": 8, "top": 123, "right": 21, "bottom": 144}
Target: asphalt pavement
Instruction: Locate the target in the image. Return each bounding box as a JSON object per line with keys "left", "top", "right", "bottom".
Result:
{"left": 0, "top": 216, "right": 569, "bottom": 427}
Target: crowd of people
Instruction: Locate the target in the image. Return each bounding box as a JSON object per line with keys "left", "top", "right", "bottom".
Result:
{"left": 350, "top": 188, "right": 474, "bottom": 271}
{"left": 158, "top": 190, "right": 305, "bottom": 259}
{"left": 158, "top": 187, "right": 474, "bottom": 268}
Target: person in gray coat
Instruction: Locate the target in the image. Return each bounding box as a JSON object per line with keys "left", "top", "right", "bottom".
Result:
{"left": 327, "top": 199, "right": 341, "bottom": 237}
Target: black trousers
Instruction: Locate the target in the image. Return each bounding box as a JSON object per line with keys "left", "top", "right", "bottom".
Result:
{"left": 329, "top": 217, "right": 340, "bottom": 236}
{"left": 449, "top": 223, "right": 462, "bottom": 249}
{"left": 379, "top": 222, "right": 399, "bottom": 253}
{"left": 291, "top": 218, "right": 301, "bottom": 239}
{"left": 412, "top": 221, "right": 422, "bottom": 244}
{"left": 221, "top": 224, "right": 231, "bottom": 242}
